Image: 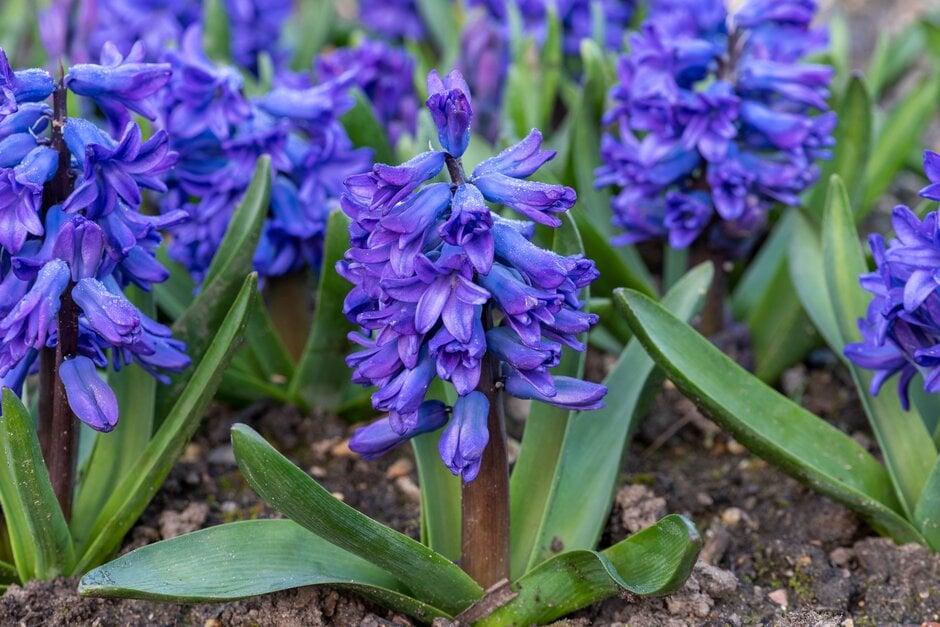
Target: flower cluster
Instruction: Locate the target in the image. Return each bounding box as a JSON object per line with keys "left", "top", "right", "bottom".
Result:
{"left": 595, "top": 0, "right": 835, "bottom": 252}
{"left": 223, "top": 0, "right": 292, "bottom": 76}
{"left": 468, "top": 0, "right": 634, "bottom": 56}
{"left": 358, "top": 0, "right": 428, "bottom": 42}
{"left": 316, "top": 39, "right": 419, "bottom": 146}
{"left": 845, "top": 152, "right": 940, "bottom": 409}
{"left": 341, "top": 69, "right": 606, "bottom": 481}
{"left": 39, "top": 0, "right": 201, "bottom": 63}
{"left": 0, "top": 45, "right": 189, "bottom": 431}
{"left": 159, "top": 26, "right": 372, "bottom": 283}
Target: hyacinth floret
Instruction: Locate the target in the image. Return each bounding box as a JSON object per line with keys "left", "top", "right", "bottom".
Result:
{"left": 342, "top": 69, "right": 606, "bottom": 481}
{"left": 845, "top": 151, "right": 940, "bottom": 409}
{"left": 595, "top": 0, "right": 835, "bottom": 253}
{"left": 316, "top": 39, "right": 419, "bottom": 146}
{"left": 0, "top": 45, "right": 189, "bottom": 433}
{"left": 159, "top": 26, "right": 372, "bottom": 283}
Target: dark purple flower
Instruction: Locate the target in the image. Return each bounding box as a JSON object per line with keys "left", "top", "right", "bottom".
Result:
{"left": 340, "top": 69, "right": 605, "bottom": 481}
{"left": 59, "top": 355, "right": 119, "bottom": 432}
{"left": 596, "top": 0, "right": 834, "bottom": 252}
{"left": 0, "top": 48, "right": 55, "bottom": 115}
{"left": 846, "top": 164, "right": 940, "bottom": 408}
{"left": 439, "top": 391, "right": 489, "bottom": 481}
{"left": 63, "top": 119, "right": 176, "bottom": 219}
{"left": 223, "top": 0, "right": 292, "bottom": 75}
{"left": 921, "top": 151, "right": 940, "bottom": 201}
{"left": 316, "top": 40, "right": 419, "bottom": 145}
{"left": 349, "top": 400, "right": 449, "bottom": 460}
{"left": 426, "top": 70, "right": 472, "bottom": 158}
{"left": 65, "top": 41, "right": 171, "bottom": 134}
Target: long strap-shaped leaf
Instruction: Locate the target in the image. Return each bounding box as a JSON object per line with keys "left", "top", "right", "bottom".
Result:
{"left": 0, "top": 390, "right": 75, "bottom": 582}
{"left": 509, "top": 213, "right": 588, "bottom": 578}
{"left": 231, "top": 424, "right": 483, "bottom": 616}
{"left": 525, "top": 263, "right": 713, "bottom": 571}
{"left": 72, "top": 287, "right": 157, "bottom": 546}
{"left": 157, "top": 155, "right": 271, "bottom": 418}
{"left": 78, "top": 519, "right": 451, "bottom": 622}
{"left": 289, "top": 210, "right": 357, "bottom": 412}
{"left": 617, "top": 288, "right": 926, "bottom": 544}
{"left": 479, "top": 514, "right": 701, "bottom": 626}
{"left": 72, "top": 275, "right": 258, "bottom": 573}
{"left": 822, "top": 175, "right": 936, "bottom": 519}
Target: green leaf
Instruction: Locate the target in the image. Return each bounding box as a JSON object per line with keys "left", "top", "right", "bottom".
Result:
{"left": 202, "top": 0, "right": 231, "bottom": 63}
{"left": 231, "top": 424, "right": 483, "bottom": 615}
{"left": 152, "top": 245, "right": 195, "bottom": 320}
{"left": 341, "top": 90, "right": 395, "bottom": 166}
{"left": 804, "top": 74, "right": 872, "bottom": 218}
{"left": 78, "top": 519, "right": 451, "bottom": 621}
{"left": 826, "top": 11, "right": 850, "bottom": 90}
{"left": 0, "top": 390, "right": 75, "bottom": 582}
{"left": 822, "top": 175, "right": 936, "bottom": 518}
{"left": 412, "top": 381, "right": 460, "bottom": 562}
{"left": 237, "top": 296, "right": 295, "bottom": 388}
{"left": 72, "top": 287, "right": 157, "bottom": 545}
{"left": 526, "top": 263, "right": 713, "bottom": 571}
{"left": 617, "top": 288, "right": 926, "bottom": 545}
{"left": 788, "top": 213, "right": 844, "bottom": 358}
{"left": 509, "top": 214, "right": 589, "bottom": 578}
{"left": 415, "top": 0, "right": 459, "bottom": 64}
{"left": 156, "top": 156, "right": 271, "bottom": 419}
{"left": 862, "top": 76, "right": 940, "bottom": 214}
{"left": 73, "top": 275, "right": 258, "bottom": 573}
{"left": 285, "top": 0, "right": 334, "bottom": 73}
{"left": 731, "top": 211, "right": 796, "bottom": 319}
{"left": 746, "top": 248, "right": 819, "bottom": 383}
{"left": 914, "top": 460, "right": 940, "bottom": 550}
{"left": 479, "top": 515, "right": 701, "bottom": 626}
{"left": 289, "top": 210, "right": 357, "bottom": 412}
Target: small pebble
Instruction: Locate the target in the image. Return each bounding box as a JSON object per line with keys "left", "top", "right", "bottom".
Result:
{"left": 204, "top": 619, "right": 221, "bottom": 627}
{"left": 180, "top": 443, "right": 203, "bottom": 463}
{"left": 829, "top": 547, "right": 853, "bottom": 567}
{"left": 696, "top": 492, "right": 714, "bottom": 506}
{"left": 726, "top": 439, "right": 746, "bottom": 455}
{"left": 395, "top": 476, "right": 421, "bottom": 503}
{"left": 220, "top": 500, "right": 238, "bottom": 514}
{"left": 768, "top": 588, "right": 788, "bottom": 608}
{"left": 721, "top": 507, "right": 742, "bottom": 526}
{"left": 331, "top": 491, "right": 345, "bottom": 501}
{"left": 330, "top": 439, "right": 353, "bottom": 458}
{"left": 386, "top": 458, "right": 414, "bottom": 479}
{"left": 309, "top": 465, "right": 327, "bottom": 478}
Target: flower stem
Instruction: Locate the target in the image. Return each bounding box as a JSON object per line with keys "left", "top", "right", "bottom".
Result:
{"left": 265, "top": 271, "right": 311, "bottom": 362}
{"left": 461, "top": 328, "right": 510, "bottom": 587}
{"left": 691, "top": 241, "right": 727, "bottom": 336}
{"left": 442, "top": 153, "right": 511, "bottom": 586}
{"left": 38, "top": 80, "right": 77, "bottom": 520}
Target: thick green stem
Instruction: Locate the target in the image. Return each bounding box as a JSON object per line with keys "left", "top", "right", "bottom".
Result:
{"left": 38, "top": 81, "right": 77, "bottom": 520}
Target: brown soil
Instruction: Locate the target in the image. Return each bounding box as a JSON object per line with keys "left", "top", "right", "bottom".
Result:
{"left": 4, "top": 355, "right": 940, "bottom": 626}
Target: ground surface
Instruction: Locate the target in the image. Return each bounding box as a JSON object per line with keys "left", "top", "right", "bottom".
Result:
{"left": 4, "top": 358, "right": 940, "bottom": 626}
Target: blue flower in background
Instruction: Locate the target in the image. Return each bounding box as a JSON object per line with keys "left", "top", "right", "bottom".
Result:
{"left": 0, "top": 46, "right": 189, "bottom": 432}
{"left": 316, "top": 39, "right": 419, "bottom": 146}
{"left": 159, "top": 26, "right": 373, "bottom": 283}
{"left": 343, "top": 69, "right": 606, "bottom": 481}
{"left": 596, "top": 0, "right": 835, "bottom": 253}
{"left": 846, "top": 152, "right": 940, "bottom": 408}
{"left": 223, "top": 0, "right": 292, "bottom": 75}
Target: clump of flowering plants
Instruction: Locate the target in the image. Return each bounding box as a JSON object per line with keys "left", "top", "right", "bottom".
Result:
{"left": 79, "top": 69, "right": 714, "bottom": 624}
{"left": 617, "top": 156, "right": 940, "bottom": 549}
{"left": 0, "top": 41, "right": 264, "bottom": 586}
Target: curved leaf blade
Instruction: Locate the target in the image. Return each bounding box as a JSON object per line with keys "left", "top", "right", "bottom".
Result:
{"left": 617, "top": 288, "right": 926, "bottom": 545}
{"left": 822, "top": 175, "right": 936, "bottom": 518}
{"left": 157, "top": 156, "right": 271, "bottom": 418}
{"left": 289, "top": 210, "right": 357, "bottom": 412}
{"left": 231, "top": 424, "right": 483, "bottom": 615}
{"left": 480, "top": 515, "right": 701, "bottom": 626}
{"left": 0, "top": 390, "right": 74, "bottom": 581}
{"left": 526, "top": 263, "right": 713, "bottom": 570}
{"left": 78, "top": 519, "right": 451, "bottom": 621}
{"left": 73, "top": 275, "right": 258, "bottom": 573}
